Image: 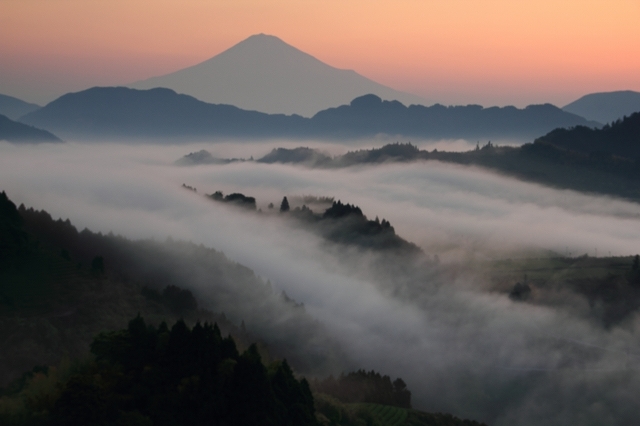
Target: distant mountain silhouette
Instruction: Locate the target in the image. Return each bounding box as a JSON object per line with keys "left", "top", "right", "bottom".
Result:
{"left": 20, "top": 87, "right": 597, "bottom": 142}
{"left": 19, "top": 87, "right": 307, "bottom": 141}
{"left": 563, "top": 91, "right": 640, "bottom": 124}
{"left": 129, "top": 33, "right": 428, "bottom": 117}
{"left": 0, "top": 94, "right": 40, "bottom": 121}
{"left": 535, "top": 111, "right": 640, "bottom": 159}
{"left": 0, "top": 114, "right": 61, "bottom": 143}
{"left": 311, "top": 94, "right": 597, "bottom": 140}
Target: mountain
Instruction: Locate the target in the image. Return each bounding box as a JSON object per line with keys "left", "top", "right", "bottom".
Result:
{"left": 310, "top": 94, "right": 598, "bottom": 140}
{"left": 20, "top": 87, "right": 598, "bottom": 142}
{"left": 0, "top": 94, "right": 40, "bottom": 121}
{"left": 534, "top": 111, "right": 640, "bottom": 159}
{"left": 19, "top": 87, "right": 308, "bottom": 141}
{"left": 563, "top": 90, "right": 640, "bottom": 124}
{"left": 0, "top": 114, "right": 62, "bottom": 143}
{"left": 129, "top": 33, "right": 427, "bottom": 117}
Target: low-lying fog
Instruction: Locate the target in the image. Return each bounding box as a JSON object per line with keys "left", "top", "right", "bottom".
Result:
{"left": 2, "top": 141, "right": 640, "bottom": 426}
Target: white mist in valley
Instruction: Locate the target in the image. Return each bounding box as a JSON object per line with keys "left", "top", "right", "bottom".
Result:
{"left": 1, "top": 141, "right": 640, "bottom": 426}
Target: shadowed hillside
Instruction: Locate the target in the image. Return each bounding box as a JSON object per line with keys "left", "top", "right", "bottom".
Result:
{"left": 534, "top": 111, "right": 640, "bottom": 159}
{"left": 20, "top": 88, "right": 596, "bottom": 142}
{"left": 0, "top": 191, "right": 348, "bottom": 387}
{"left": 0, "top": 94, "right": 40, "bottom": 121}
{"left": 0, "top": 114, "right": 61, "bottom": 144}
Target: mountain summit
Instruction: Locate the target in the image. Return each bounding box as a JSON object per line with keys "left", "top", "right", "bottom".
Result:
{"left": 129, "top": 34, "right": 427, "bottom": 117}
{"left": 562, "top": 90, "right": 640, "bottom": 124}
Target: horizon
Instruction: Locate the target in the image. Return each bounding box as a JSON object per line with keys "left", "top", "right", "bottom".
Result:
{"left": 1, "top": 0, "right": 639, "bottom": 107}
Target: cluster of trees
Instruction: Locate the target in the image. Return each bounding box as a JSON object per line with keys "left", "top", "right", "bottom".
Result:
{"left": 209, "top": 191, "right": 257, "bottom": 210}
{"left": 310, "top": 201, "right": 420, "bottom": 254}
{"left": 10, "top": 315, "right": 316, "bottom": 426}
{"left": 312, "top": 369, "right": 411, "bottom": 409}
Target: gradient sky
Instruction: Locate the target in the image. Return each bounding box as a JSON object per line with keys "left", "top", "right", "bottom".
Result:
{"left": 1, "top": 0, "right": 639, "bottom": 107}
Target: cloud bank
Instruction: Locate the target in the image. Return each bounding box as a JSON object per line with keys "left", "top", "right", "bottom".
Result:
{"left": 1, "top": 141, "right": 640, "bottom": 425}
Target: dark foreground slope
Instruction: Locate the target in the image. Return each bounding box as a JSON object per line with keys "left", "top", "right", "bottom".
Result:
{"left": 0, "top": 191, "right": 347, "bottom": 386}
{"left": 0, "top": 191, "right": 487, "bottom": 426}
{"left": 0, "top": 316, "right": 317, "bottom": 426}
{"left": 20, "top": 87, "right": 596, "bottom": 141}
{"left": 0, "top": 114, "right": 61, "bottom": 143}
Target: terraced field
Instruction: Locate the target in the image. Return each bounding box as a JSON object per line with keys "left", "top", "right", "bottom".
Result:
{"left": 360, "top": 403, "right": 408, "bottom": 426}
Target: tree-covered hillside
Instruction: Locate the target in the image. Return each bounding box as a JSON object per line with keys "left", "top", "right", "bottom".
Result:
{"left": 0, "top": 316, "right": 316, "bottom": 426}
{"left": 1, "top": 190, "right": 488, "bottom": 425}
{"left": 0, "top": 191, "right": 347, "bottom": 386}
{"left": 534, "top": 111, "right": 640, "bottom": 159}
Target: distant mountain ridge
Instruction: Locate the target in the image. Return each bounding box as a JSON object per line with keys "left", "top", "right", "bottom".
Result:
{"left": 19, "top": 87, "right": 597, "bottom": 142}
{"left": 0, "top": 114, "right": 61, "bottom": 143}
{"left": 563, "top": 90, "right": 640, "bottom": 124}
{"left": 0, "top": 94, "right": 40, "bottom": 121}
{"left": 312, "top": 94, "right": 597, "bottom": 140}
{"left": 19, "top": 87, "right": 307, "bottom": 141}
{"left": 129, "top": 33, "right": 427, "bottom": 116}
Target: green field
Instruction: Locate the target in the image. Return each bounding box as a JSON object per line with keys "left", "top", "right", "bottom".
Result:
{"left": 358, "top": 403, "right": 408, "bottom": 426}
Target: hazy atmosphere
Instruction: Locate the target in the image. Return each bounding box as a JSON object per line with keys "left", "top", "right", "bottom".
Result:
{"left": 2, "top": 1, "right": 640, "bottom": 425}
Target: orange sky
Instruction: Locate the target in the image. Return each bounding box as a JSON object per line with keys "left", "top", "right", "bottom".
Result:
{"left": 1, "top": 0, "right": 639, "bottom": 106}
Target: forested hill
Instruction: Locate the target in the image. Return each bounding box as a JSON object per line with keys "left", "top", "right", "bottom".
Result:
{"left": 0, "top": 190, "right": 347, "bottom": 386}
{"left": 199, "top": 135, "right": 640, "bottom": 202}
{"left": 19, "top": 87, "right": 595, "bottom": 141}
{"left": 0, "top": 191, "right": 488, "bottom": 426}
{"left": 205, "top": 189, "right": 423, "bottom": 256}
{"left": 0, "top": 114, "right": 61, "bottom": 143}
{"left": 534, "top": 111, "right": 640, "bottom": 159}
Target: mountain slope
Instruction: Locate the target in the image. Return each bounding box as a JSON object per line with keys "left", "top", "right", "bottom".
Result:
{"left": 0, "top": 94, "right": 40, "bottom": 121}
{"left": 19, "top": 87, "right": 307, "bottom": 141}
{"left": 310, "top": 94, "right": 597, "bottom": 140}
{"left": 535, "top": 111, "right": 640, "bottom": 159}
{"left": 129, "top": 33, "right": 427, "bottom": 117}
{"left": 20, "top": 88, "right": 597, "bottom": 142}
{"left": 563, "top": 90, "right": 640, "bottom": 124}
{"left": 0, "top": 114, "right": 62, "bottom": 143}
{"left": 226, "top": 137, "right": 640, "bottom": 202}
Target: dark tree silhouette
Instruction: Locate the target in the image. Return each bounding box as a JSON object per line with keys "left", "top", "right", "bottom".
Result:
{"left": 280, "top": 196, "right": 290, "bottom": 212}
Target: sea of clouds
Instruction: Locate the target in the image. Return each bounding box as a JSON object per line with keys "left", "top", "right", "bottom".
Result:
{"left": 1, "top": 141, "right": 639, "bottom": 425}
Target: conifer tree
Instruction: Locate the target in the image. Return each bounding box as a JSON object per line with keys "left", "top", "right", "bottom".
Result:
{"left": 280, "top": 196, "right": 290, "bottom": 212}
